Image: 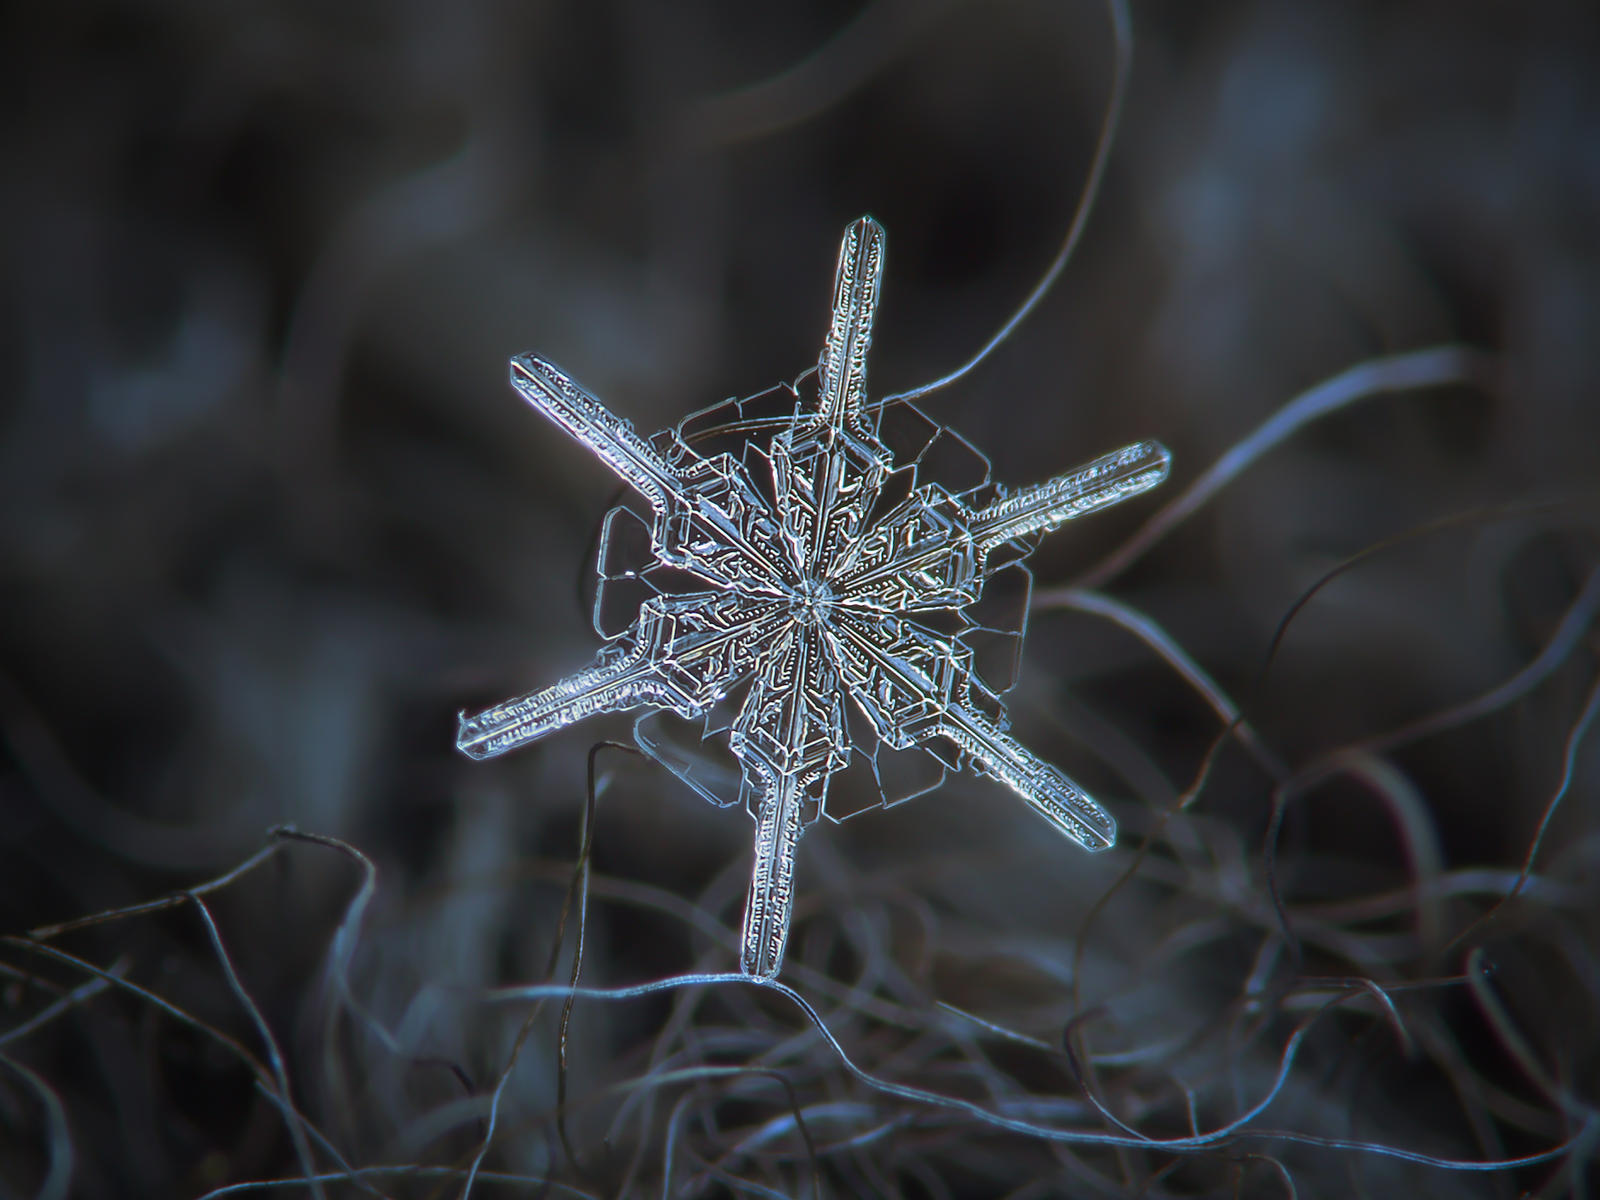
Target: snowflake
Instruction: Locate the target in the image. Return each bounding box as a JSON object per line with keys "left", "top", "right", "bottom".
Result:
{"left": 458, "top": 217, "right": 1170, "bottom": 977}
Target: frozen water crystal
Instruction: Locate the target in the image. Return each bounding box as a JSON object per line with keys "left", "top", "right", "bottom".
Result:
{"left": 458, "top": 217, "right": 1171, "bottom": 978}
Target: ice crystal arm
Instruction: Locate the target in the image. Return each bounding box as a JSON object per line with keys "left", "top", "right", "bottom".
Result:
{"left": 457, "top": 637, "right": 672, "bottom": 760}
{"left": 457, "top": 592, "right": 778, "bottom": 759}
{"left": 938, "top": 708, "right": 1115, "bottom": 850}
{"left": 778, "top": 217, "right": 891, "bottom": 580}
{"left": 831, "top": 613, "right": 1114, "bottom": 849}
{"left": 740, "top": 767, "right": 806, "bottom": 978}
{"left": 830, "top": 486, "right": 976, "bottom": 610}
{"left": 510, "top": 354, "right": 684, "bottom": 515}
{"left": 729, "top": 626, "right": 848, "bottom": 977}
{"left": 770, "top": 430, "right": 886, "bottom": 582}
{"left": 971, "top": 439, "right": 1171, "bottom": 554}
{"left": 729, "top": 628, "right": 849, "bottom": 784}
{"left": 817, "top": 216, "right": 885, "bottom": 434}
{"left": 830, "top": 611, "right": 968, "bottom": 748}
{"left": 836, "top": 443, "right": 1170, "bottom": 609}
{"left": 512, "top": 355, "right": 793, "bottom": 589}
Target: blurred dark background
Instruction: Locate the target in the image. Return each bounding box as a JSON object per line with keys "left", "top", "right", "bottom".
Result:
{"left": 3, "top": 1, "right": 1598, "bottom": 1196}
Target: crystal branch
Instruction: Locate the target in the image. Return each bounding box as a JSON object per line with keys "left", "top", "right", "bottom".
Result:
{"left": 971, "top": 439, "right": 1171, "bottom": 552}
{"left": 510, "top": 354, "right": 683, "bottom": 516}
{"left": 739, "top": 767, "right": 808, "bottom": 978}
{"left": 817, "top": 216, "right": 885, "bottom": 434}
{"left": 938, "top": 708, "right": 1115, "bottom": 850}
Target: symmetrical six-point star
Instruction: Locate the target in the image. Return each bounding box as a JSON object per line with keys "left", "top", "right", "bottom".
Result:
{"left": 458, "top": 217, "right": 1170, "bottom": 978}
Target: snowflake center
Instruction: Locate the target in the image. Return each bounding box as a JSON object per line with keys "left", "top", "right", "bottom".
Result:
{"left": 790, "top": 577, "right": 836, "bottom": 627}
